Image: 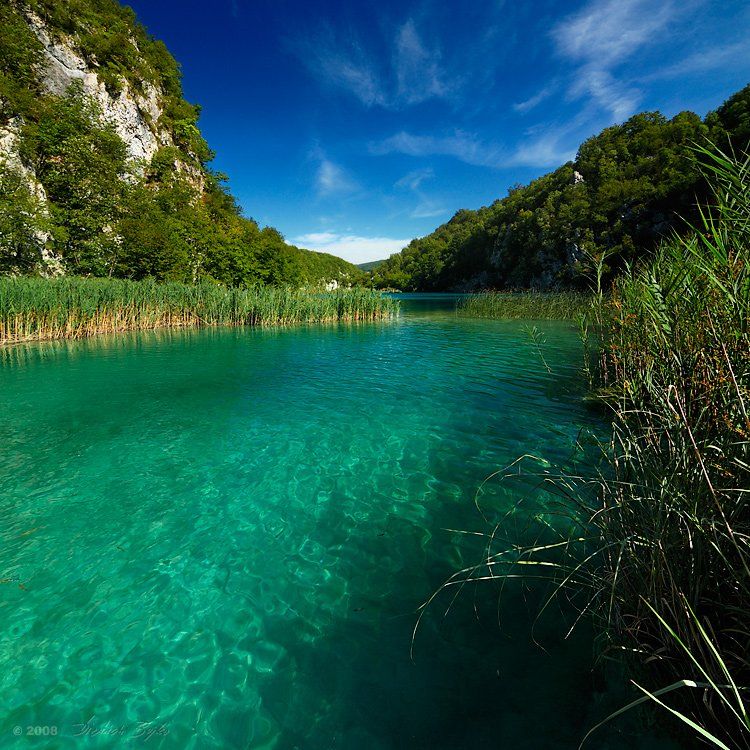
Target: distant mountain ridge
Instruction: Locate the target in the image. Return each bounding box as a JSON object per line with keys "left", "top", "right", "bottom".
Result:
{"left": 371, "top": 84, "right": 750, "bottom": 291}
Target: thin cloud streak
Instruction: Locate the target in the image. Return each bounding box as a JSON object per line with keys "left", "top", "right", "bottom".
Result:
{"left": 372, "top": 130, "right": 575, "bottom": 169}
{"left": 551, "top": 0, "right": 677, "bottom": 119}
{"left": 394, "top": 167, "right": 446, "bottom": 219}
{"left": 411, "top": 202, "right": 447, "bottom": 219}
{"left": 641, "top": 40, "right": 750, "bottom": 81}
{"left": 513, "top": 85, "right": 555, "bottom": 114}
{"left": 293, "top": 18, "right": 455, "bottom": 110}
{"left": 568, "top": 69, "right": 641, "bottom": 121}
{"left": 395, "top": 167, "right": 434, "bottom": 190}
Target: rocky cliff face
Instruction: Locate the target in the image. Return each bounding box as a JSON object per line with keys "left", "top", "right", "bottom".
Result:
{"left": 0, "top": 5, "right": 210, "bottom": 273}
{"left": 29, "top": 12, "right": 167, "bottom": 165}
{"left": 0, "top": 6, "right": 208, "bottom": 273}
{"left": 2, "top": 9, "right": 205, "bottom": 188}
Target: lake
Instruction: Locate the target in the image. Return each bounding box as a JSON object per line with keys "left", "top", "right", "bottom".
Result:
{"left": 0, "top": 296, "right": 672, "bottom": 748}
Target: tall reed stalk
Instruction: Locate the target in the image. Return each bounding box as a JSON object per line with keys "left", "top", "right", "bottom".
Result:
{"left": 587, "top": 145, "right": 750, "bottom": 747}
{"left": 0, "top": 278, "right": 397, "bottom": 344}
{"left": 425, "top": 145, "right": 750, "bottom": 748}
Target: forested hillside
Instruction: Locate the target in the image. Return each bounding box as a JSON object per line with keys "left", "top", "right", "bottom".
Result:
{"left": 372, "top": 85, "right": 750, "bottom": 291}
{"left": 0, "top": 0, "right": 363, "bottom": 287}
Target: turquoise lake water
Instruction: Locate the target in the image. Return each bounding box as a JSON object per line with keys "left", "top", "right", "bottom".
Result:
{"left": 0, "top": 297, "right": 675, "bottom": 748}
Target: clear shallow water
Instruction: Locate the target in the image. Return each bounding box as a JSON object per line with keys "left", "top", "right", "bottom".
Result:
{"left": 0, "top": 298, "right": 672, "bottom": 749}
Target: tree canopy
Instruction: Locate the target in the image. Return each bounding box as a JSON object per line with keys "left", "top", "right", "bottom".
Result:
{"left": 372, "top": 85, "right": 750, "bottom": 291}
{"left": 0, "top": 0, "right": 363, "bottom": 288}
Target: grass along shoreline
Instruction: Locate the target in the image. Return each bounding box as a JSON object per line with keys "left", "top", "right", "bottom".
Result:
{"left": 584, "top": 148, "right": 750, "bottom": 746}
{"left": 457, "top": 290, "right": 593, "bottom": 319}
{"left": 0, "top": 278, "right": 397, "bottom": 345}
{"left": 432, "top": 146, "right": 750, "bottom": 747}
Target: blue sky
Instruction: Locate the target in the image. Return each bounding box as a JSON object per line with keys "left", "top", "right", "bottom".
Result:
{"left": 127, "top": 0, "right": 750, "bottom": 264}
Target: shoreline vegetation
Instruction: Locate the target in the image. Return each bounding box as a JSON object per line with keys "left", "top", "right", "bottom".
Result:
{"left": 0, "top": 278, "right": 397, "bottom": 345}
{"left": 588, "top": 148, "right": 749, "bottom": 747}
{"left": 457, "top": 290, "right": 593, "bottom": 320}
{"left": 431, "top": 147, "right": 750, "bottom": 747}
{"left": 369, "top": 86, "right": 750, "bottom": 294}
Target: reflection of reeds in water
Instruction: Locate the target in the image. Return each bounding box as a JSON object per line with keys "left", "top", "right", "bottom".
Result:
{"left": 457, "top": 291, "right": 593, "bottom": 320}
{"left": 0, "top": 278, "right": 398, "bottom": 345}
{"left": 0, "top": 318, "right": 396, "bottom": 367}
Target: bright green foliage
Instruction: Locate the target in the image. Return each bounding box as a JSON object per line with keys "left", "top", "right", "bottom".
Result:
{"left": 0, "top": 3, "right": 44, "bottom": 121}
{"left": 20, "top": 86, "right": 130, "bottom": 276}
{"left": 0, "top": 1, "right": 363, "bottom": 289}
{"left": 705, "top": 83, "right": 750, "bottom": 153}
{"left": 0, "top": 276, "right": 397, "bottom": 344}
{"left": 295, "top": 245, "right": 363, "bottom": 287}
{"left": 374, "top": 90, "right": 750, "bottom": 291}
{"left": 0, "top": 162, "right": 50, "bottom": 274}
{"left": 159, "top": 99, "right": 214, "bottom": 166}
{"left": 111, "top": 176, "right": 362, "bottom": 287}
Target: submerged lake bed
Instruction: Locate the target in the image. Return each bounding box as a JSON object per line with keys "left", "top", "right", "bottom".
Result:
{"left": 0, "top": 296, "right": 674, "bottom": 748}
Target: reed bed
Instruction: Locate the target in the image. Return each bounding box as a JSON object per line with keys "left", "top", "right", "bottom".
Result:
{"left": 427, "top": 146, "right": 750, "bottom": 748}
{"left": 0, "top": 277, "right": 397, "bottom": 344}
{"left": 457, "top": 291, "right": 593, "bottom": 320}
{"left": 583, "top": 147, "right": 750, "bottom": 747}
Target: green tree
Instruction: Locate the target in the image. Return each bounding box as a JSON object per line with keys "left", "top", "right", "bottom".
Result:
{"left": 21, "top": 85, "right": 129, "bottom": 276}
{"left": 0, "top": 162, "right": 50, "bottom": 273}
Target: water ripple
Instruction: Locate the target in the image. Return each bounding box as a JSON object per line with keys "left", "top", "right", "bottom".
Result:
{"left": 0, "top": 304, "right": 671, "bottom": 749}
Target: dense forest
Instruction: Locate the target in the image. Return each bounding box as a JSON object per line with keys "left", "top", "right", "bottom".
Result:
{"left": 0, "top": 0, "right": 363, "bottom": 287}
{"left": 372, "top": 84, "right": 750, "bottom": 291}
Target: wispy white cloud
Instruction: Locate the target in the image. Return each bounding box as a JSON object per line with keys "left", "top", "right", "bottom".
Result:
{"left": 307, "top": 37, "right": 388, "bottom": 107}
{"left": 310, "top": 146, "right": 359, "bottom": 197}
{"left": 316, "top": 159, "right": 358, "bottom": 196}
{"left": 294, "top": 19, "right": 455, "bottom": 110}
{"left": 568, "top": 69, "right": 640, "bottom": 121}
{"left": 513, "top": 85, "right": 556, "bottom": 114}
{"left": 292, "top": 232, "right": 409, "bottom": 264}
{"left": 552, "top": 0, "right": 674, "bottom": 67}
{"left": 551, "top": 0, "right": 676, "bottom": 119}
{"left": 294, "top": 232, "right": 339, "bottom": 245}
{"left": 374, "top": 131, "right": 484, "bottom": 163}
{"left": 393, "top": 20, "right": 452, "bottom": 106}
{"left": 373, "top": 130, "right": 574, "bottom": 169}
{"left": 395, "top": 167, "right": 434, "bottom": 191}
